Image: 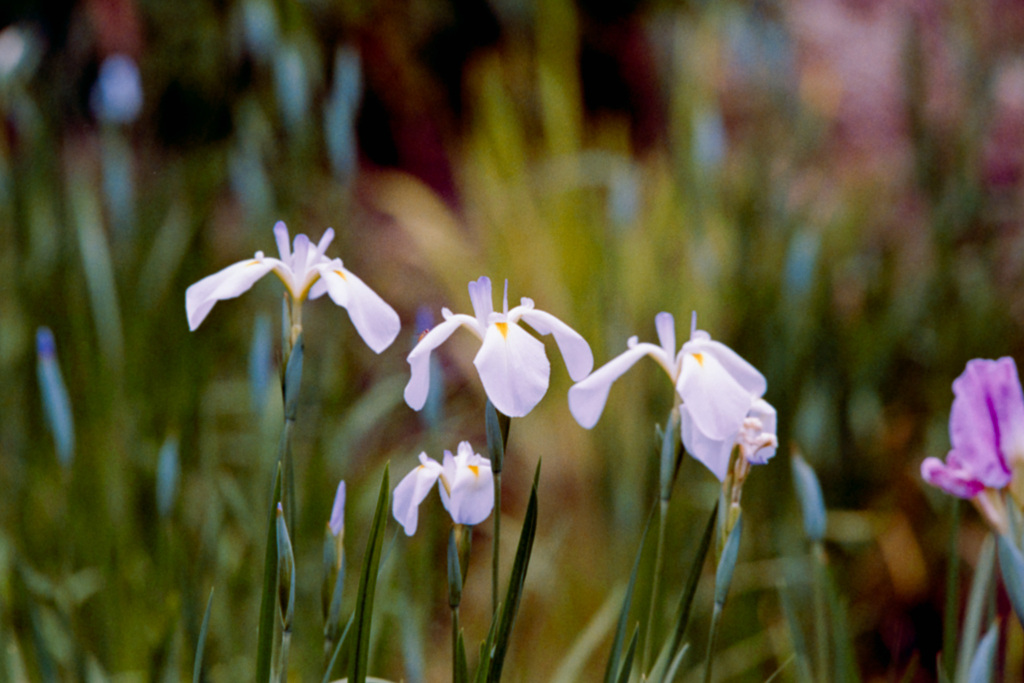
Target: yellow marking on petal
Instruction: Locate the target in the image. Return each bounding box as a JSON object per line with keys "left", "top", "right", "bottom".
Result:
{"left": 495, "top": 322, "right": 508, "bottom": 338}
{"left": 418, "top": 328, "right": 431, "bottom": 342}
{"left": 334, "top": 269, "right": 347, "bottom": 280}
{"left": 692, "top": 353, "right": 704, "bottom": 366}
{"left": 468, "top": 465, "right": 479, "bottom": 477}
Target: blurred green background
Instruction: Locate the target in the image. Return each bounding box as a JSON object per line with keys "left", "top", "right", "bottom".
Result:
{"left": 3, "top": 0, "right": 1024, "bottom": 680}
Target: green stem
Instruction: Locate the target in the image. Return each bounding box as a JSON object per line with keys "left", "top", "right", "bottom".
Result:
{"left": 493, "top": 470, "right": 501, "bottom": 616}
{"left": 642, "top": 499, "right": 669, "bottom": 672}
{"left": 277, "top": 630, "right": 291, "bottom": 683}
{"left": 451, "top": 605, "right": 461, "bottom": 683}
{"left": 812, "top": 541, "right": 829, "bottom": 682}
{"left": 702, "top": 605, "right": 724, "bottom": 683}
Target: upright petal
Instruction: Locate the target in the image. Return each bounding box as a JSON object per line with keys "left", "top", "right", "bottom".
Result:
{"left": 677, "top": 350, "right": 755, "bottom": 441}
{"left": 655, "top": 312, "right": 676, "bottom": 359}
{"left": 315, "top": 265, "right": 401, "bottom": 353}
{"left": 474, "top": 322, "right": 550, "bottom": 417}
{"left": 185, "top": 258, "right": 276, "bottom": 330}
{"left": 467, "top": 276, "right": 494, "bottom": 328}
{"left": 392, "top": 455, "right": 443, "bottom": 536}
{"left": 568, "top": 342, "right": 666, "bottom": 428}
{"left": 273, "top": 221, "right": 292, "bottom": 260}
{"left": 404, "top": 315, "right": 474, "bottom": 410}
{"left": 949, "top": 360, "right": 1015, "bottom": 488}
{"left": 329, "top": 480, "right": 346, "bottom": 537}
{"left": 680, "top": 404, "right": 734, "bottom": 481}
{"left": 516, "top": 307, "right": 594, "bottom": 381}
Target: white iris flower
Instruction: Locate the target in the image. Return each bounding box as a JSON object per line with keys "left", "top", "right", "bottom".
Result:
{"left": 569, "top": 312, "right": 775, "bottom": 481}
{"left": 185, "top": 221, "right": 400, "bottom": 353}
{"left": 392, "top": 442, "right": 494, "bottom": 536}
{"left": 404, "top": 276, "right": 593, "bottom": 418}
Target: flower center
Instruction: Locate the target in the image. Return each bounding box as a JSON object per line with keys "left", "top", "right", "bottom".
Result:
{"left": 692, "top": 352, "right": 704, "bottom": 366}
{"left": 495, "top": 322, "right": 509, "bottom": 339}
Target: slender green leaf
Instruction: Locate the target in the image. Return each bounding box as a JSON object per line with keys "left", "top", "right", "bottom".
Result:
{"left": 322, "top": 612, "right": 355, "bottom": 683}
{"left": 658, "top": 408, "right": 680, "bottom": 503}
{"left": 487, "top": 460, "right": 540, "bottom": 682}
{"left": 474, "top": 608, "right": 499, "bottom": 683}
{"left": 615, "top": 625, "right": 639, "bottom": 683}
{"left": 193, "top": 588, "right": 214, "bottom": 683}
{"left": 776, "top": 582, "right": 814, "bottom": 683}
{"left": 955, "top": 534, "right": 995, "bottom": 683}
{"left": 821, "top": 554, "right": 860, "bottom": 683}
{"left": 791, "top": 454, "right": 827, "bottom": 543}
{"left": 448, "top": 527, "right": 463, "bottom": 609}
{"left": 714, "top": 512, "right": 743, "bottom": 608}
{"left": 255, "top": 465, "right": 283, "bottom": 683}
{"left": 649, "top": 503, "right": 718, "bottom": 681}
{"left": 282, "top": 333, "right": 304, "bottom": 421}
{"left": 485, "top": 400, "right": 509, "bottom": 474}
{"left": 965, "top": 622, "right": 998, "bottom": 683}
{"left": 604, "top": 503, "right": 655, "bottom": 683}
{"left": 455, "top": 630, "right": 469, "bottom": 683}
{"left": 997, "top": 533, "right": 1024, "bottom": 627}
{"left": 663, "top": 643, "right": 689, "bottom": 683}
{"left": 349, "top": 465, "right": 390, "bottom": 683}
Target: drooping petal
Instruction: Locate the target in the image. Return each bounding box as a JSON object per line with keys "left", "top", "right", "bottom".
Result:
{"left": 680, "top": 404, "right": 734, "bottom": 481}
{"left": 315, "top": 265, "right": 401, "bottom": 353}
{"left": 392, "top": 454, "right": 443, "bottom": 536}
{"left": 568, "top": 342, "right": 667, "bottom": 428}
{"left": 677, "top": 349, "right": 756, "bottom": 441}
{"left": 474, "top": 322, "right": 550, "bottom": 417}
{"left": 921, "top": 454, "right": 986, "bottom": 499}
{"left": 404, "top": 315, "right": 475, "bottom": 410}
{"left": 516, "top": 306, "right": 594, "bottom": 381}
{"left": 684, "top": 337, "right": 767, "bottom": 397}
{"left": 185, "top": 258, "right": 276, "bottom": 330}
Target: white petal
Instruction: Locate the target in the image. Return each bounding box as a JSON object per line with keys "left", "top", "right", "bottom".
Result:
{"left": 447, "top": 452, "right": 494, "bottom": 526}
{"left": 391, "top": 455, "right": 443, "bottom": 536}
{"left": 683, "top": 337, "right": 767, "bottom": 397}
{"left": 273, "top": 221, "right": 292, "bottom": 260}
{"left": 316, "top": 266, "right": 401, "bottom": 353}
{"left": 516, "top": 308, "right": 594, "bottom": 381}
{"left": 677, "top": 350, "right": 755, "bottom": 440}
{"left": 655, "top": 312, "right": 676, "bottom": 359}
{"left": 467, "top": 276, "right": 494, "bottom": 327}
{"left": 474, "top": 322, "right": 550, "bottom": 417}
{"left": 568, "top": 342, "right": 665, "bottom": 428}
{"left": 185, "top": 258, "right": 275, "bottom": 331}
{"left": 681, "top": 405, "right": 734, "bottom": 481}
{"left": 746, "top": 398, "right": 777, "bottom": 464}
{"left": 404, "top": 315, "right": 472, "bottom": 410}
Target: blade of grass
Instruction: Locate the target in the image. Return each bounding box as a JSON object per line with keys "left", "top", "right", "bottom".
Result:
{"left": 322, "top": 612, "right": 355, "bottom": 683}
{"left": 486, "top": 460, "right": 540, "bottom": 683}
{"left": 614, "top": 625, "right": 639, "bottom": 683}
{"left": 965, "top": 621, "right": 999, "bottom": 683}
{"left": 996, "top": 533, "right": 1024, "bottom": 627}
{"left": 942, "top": 498, "right": 960, "bottom": 679}
{"left": 955, "top": 534, "right": 994, "bottom": 683}
{"left": 605, "top": 503, "right": 656, "bottom": 683}
{"left": 255, "top": 465, "right": 283, "bottom": 683}
{"left": 193, "top": 587, "right": 214, "bottom": 683}
{"left": 349, "top": 464, "right": 390, "bottom": 683}
{"left": 703, "top": 511, "right": 743, "bottom": 683}
{"left": 649, "top": 502, "right": 718, "bottom": 682}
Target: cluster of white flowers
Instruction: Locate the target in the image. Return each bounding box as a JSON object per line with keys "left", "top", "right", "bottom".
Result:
{"left": 187, "top": 224, "right": 777, "bottom": 534}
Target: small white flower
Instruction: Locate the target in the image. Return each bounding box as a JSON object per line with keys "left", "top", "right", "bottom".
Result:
{"left": 185, "top": 221, "right": 400, "bottom": 353}
{"left": 404, "top": 276, "right": 593, "bottom": 418}
{"left": 570, "top": 312, "right": 772, "bottom": 481}
{"left": 392, "top": 442, "right": 494, "bottom": 535}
